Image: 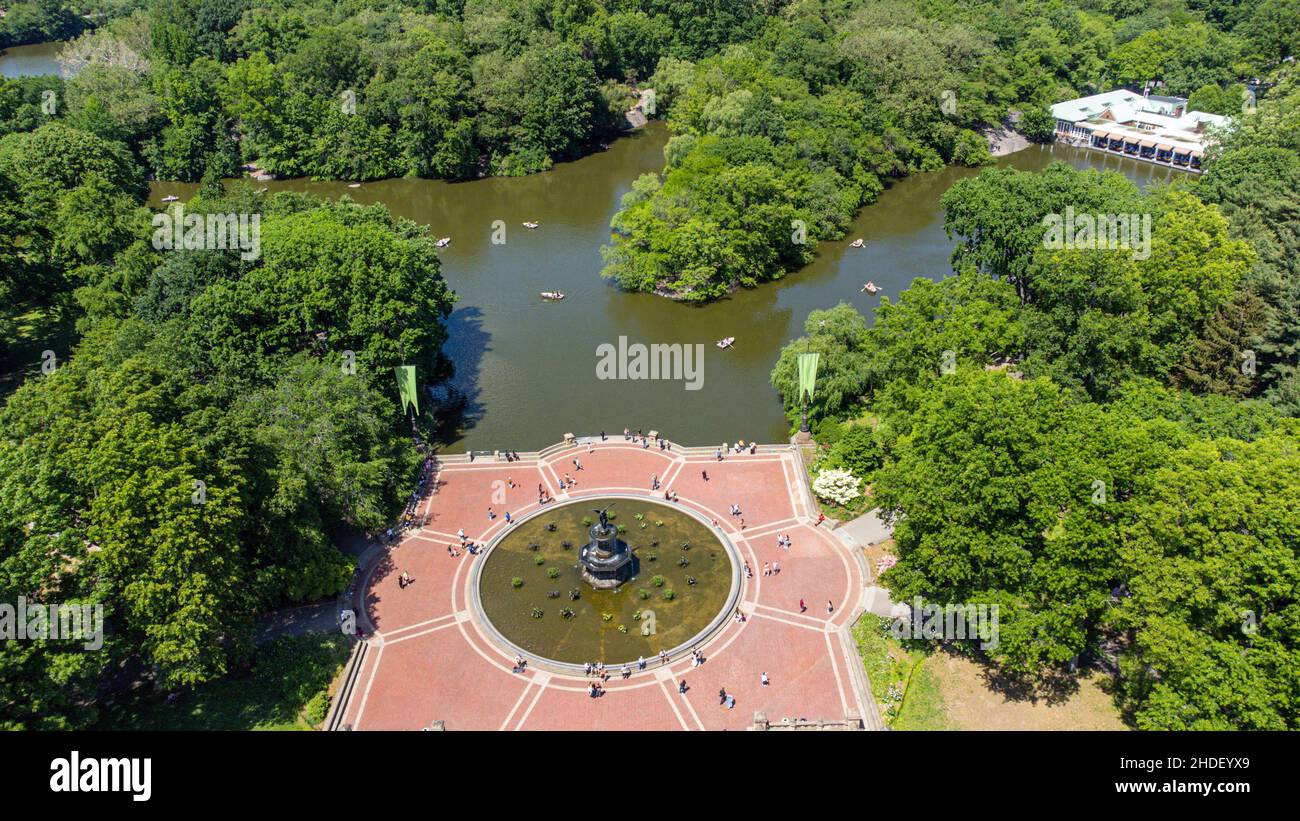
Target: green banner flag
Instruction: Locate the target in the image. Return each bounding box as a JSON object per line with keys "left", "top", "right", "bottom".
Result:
{"left": 394, "top": 365, "right": 418, "bottom": 415}
{"left": 797, "top": 352, "right": 819, "bottom": 401}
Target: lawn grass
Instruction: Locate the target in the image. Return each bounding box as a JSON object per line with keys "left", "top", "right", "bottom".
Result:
{"left": 854, "top": 613, "right": 1126, "bottom": 730}
{"left": 99, "top": 634, "right": 352, "bottom": 731}
{"left": 852, "top": 614, "right": 951, "bottom": 730}
{"left": 892, "top": 655, "right": 951, "bottom": 730}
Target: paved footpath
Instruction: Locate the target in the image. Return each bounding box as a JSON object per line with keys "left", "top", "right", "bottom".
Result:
{"left": 338, "top": 441, "right": 878, "bottom": 730}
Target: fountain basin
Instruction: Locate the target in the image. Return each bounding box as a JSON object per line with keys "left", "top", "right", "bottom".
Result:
{"left": 472, "top": 496, "right": 739, "bottom": 667}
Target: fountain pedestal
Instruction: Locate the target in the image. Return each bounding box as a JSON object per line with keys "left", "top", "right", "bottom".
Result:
{"left": 579, "top": 520, "right": 636, "bottom": 589}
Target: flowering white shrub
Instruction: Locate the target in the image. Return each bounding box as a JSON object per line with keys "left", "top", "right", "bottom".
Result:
{"left": 813, "top": 468, "right": 862, "bottom": 506}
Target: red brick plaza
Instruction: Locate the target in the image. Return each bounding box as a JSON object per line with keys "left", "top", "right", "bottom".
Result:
{"left": 338, "top": 438, "right": 879, "bottom": 730}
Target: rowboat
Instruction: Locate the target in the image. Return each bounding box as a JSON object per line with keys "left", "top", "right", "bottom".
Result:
{"left": 540, "top": 291, "right": 565, "bottom": 300}
{"left": 523, "top": 221, "right": 539, "bottom": 229}
{"left": 161, "top": 195, "right": 179, "bottom": 203}
{"left": 850, "top": 238, "right": 865, "bottom": 248}
{"left": 716, "top": 337, "right": 735, "bottom": 348}
{"left": 861, "top": 281, "right": 879, "bottom": 295}
{"left": 435, "top": 237, "right": 451, "bottom": 247}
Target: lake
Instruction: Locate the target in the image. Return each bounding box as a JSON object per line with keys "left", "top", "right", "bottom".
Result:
{"left": 149, "top": 124, "right": 1180, "bottom": 451}
{"left": 0, "top": 41, "right": 64, "bottom": 78}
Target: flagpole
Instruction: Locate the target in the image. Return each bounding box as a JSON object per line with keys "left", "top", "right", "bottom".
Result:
{"left": 799, "top": 340, "right": 810, "bottom": 433}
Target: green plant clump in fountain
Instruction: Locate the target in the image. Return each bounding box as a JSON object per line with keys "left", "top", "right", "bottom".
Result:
{"left": 478, "top": 498, "right": 732, "bottom": 663}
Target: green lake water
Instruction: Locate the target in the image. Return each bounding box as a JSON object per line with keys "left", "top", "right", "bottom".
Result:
{"left": 0, "top": 41, "right": 65, "bottom": 78}
{"left": 148, "top": 125, "right": 1179, "bottom": 451}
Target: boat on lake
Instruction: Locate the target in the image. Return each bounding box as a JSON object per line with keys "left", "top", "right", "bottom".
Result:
{"left": 435, "top": 237, "right": 451, "bottom": 247}
{"left": 850, "top": 238, "right": 865, "bottom": 248}
{"left": 861, "top": 281, "right": 880, "bottom": 295}
{"left": 716, "top": 336, "right": 735, "bottom": 348}
{"left": 540, "top": 291, "right": 565, "bottom": 300}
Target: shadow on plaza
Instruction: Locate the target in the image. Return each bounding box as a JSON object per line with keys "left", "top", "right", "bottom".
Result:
{"left": 363, "top": 550, "right": 398, "bottom": 629}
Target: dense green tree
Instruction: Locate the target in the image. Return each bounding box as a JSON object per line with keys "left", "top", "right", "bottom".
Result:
{"left": 1196, "top": 76, "right": 1300, "bottom": 410}
{"left": 771, "top": 302, "right": 874, "bottom": 423}
{"left": 0, "top": 0, "right": 86, "bottom": 48}
{"left": 1114, "top": 435, "right": 1300, "bottom": 729}
{"left": 183, "top": 199, "right": 454, "bottom": 391}
{"left": 874, "top": 370, "right": 1145, "bottom": 672}
{"left": 1175, "top": 289, "right": 1271, "bottom": 397}
{"left": 0, "top": 187, "right": 458, "bottom": 725}
{"left": 941, "top": 163, "right": 1144, "bottom": 304}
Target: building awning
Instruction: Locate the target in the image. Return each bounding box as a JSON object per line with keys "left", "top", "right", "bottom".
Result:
{"left": 1155, "top": 144, "right": 1174, "bottom": 153}
{"left": 1091, "top": 130, "right": 1110, "bottom": 140}
{"left": 1123, "top": 136, "right": 1141, "bottom": 144}
{"left": 1189, "top": 150, "right": 1203, "bottom": 157}
{"left": 1139, "top": 140, "right": 1157, "bottom": 148}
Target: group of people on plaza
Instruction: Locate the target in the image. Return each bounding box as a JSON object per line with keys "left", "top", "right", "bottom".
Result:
{"left": 622, "top": 427, "right": 669, "bottom": 451}
{"left": 714, "top": 440, "right": 758, "bottom": 461}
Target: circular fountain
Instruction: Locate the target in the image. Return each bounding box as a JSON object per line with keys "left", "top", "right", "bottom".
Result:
{"left": 472, "top": 496, "right": 739, "bottom": 666}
